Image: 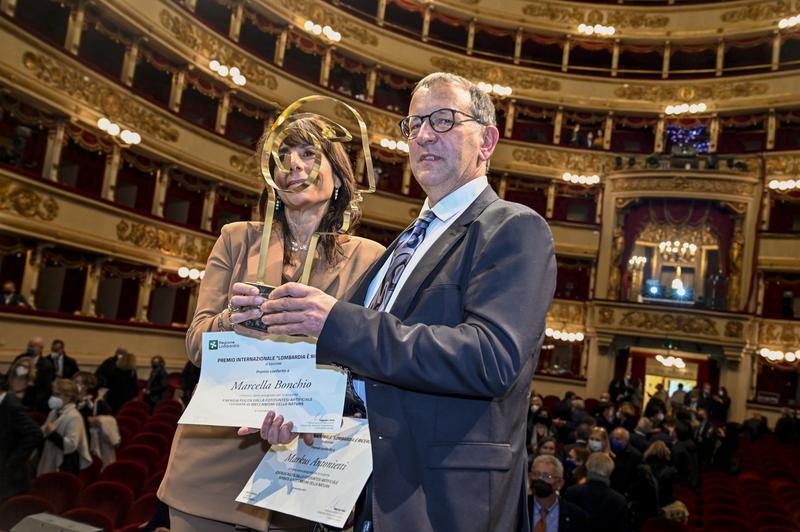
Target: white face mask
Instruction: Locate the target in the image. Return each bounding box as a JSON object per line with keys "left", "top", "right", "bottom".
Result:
{"left": 530, "top": 405, "right": 540, "bottom": 414}
{"left": 48, "top": 396, "right": 64, "bottom": 410}
{"left": 588, "top": 440, "right": 604, "bottom": 452}
{"left": 15, "top": 365, "right": 29, "bottom": 377}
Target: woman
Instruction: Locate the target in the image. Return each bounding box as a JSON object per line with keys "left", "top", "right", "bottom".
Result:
{"left": 6, "top": 356, "right": 35, "bottom": 403}
{"left": 158, "top": 117, "right": 384, "bottom": 532}
{"left": 564, "top": 446, "right": 590, "bottom": 488}
{"left": 644, "top": 440, "right": 678, "bottom": 507}
{"left": 37, "top": 379, "right": 92, "bottom": 476}
{"left": 536, "top": 436, "right": 558, "bottom": 457}
{"left": 587, "top": 426, "right": 614, "bottom": 458}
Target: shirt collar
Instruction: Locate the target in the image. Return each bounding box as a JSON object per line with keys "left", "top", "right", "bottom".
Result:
{"left": 421, "top": 176, "right": 488, "bottom": 223}
{"left": 535, "top": 497, "right": 560, "bottom": 514}
{"left": 0, "top": 392, "right": 6, "bottom": 404}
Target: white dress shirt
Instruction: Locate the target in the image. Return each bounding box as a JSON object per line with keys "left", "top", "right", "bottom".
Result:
{"left": 353, "top": 176, "right": 489, "bottom": 407}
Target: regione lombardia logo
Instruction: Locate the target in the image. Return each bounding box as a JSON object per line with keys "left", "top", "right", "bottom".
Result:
{"left": 209, "top": 340, "right": 218, "bottom": 350}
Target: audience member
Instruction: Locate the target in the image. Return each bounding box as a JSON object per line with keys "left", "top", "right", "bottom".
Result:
{"left": 588, "top": 426, "right": 613, "bottom": 457}
{"left": 105, "top": 351, "right": 139, "bottom": 414}
{"left": 180, "top": 359, "right": 201, "bottom": 405}
{"left": 6, "top": 356, "right": 35, "bottom": 404}
{"left": 37, "top": 379, "right": 92, "bottom": 476}
{"left": 644, "top": 383, "right": 668, "bottom": 418}
{"left": 144, "top": 356, "right": 168, "bottom": 407}
{"left": 609, "top": 374, "right": 634, "bottom": 404}
{"left": 95, "top": 347, "right": 127, "bottom": 389}
{"left": 530, "top": 455, "right": 589, "bottom": 532}
{"left": 630, "top": 417, "right": 652, "bottom": 454}
{"left": 528, "top": 405, "right": 556, "bottom": 457}
{"left": 669, "top": 383, "right": 686, "bottom": 412}
{"left": 47, "top": 339, "right": 79, "bottom": 380}
{"left": 644, "top": 440, "right": 679, "bottom": 507}
{"left": 672, "top": 421, "right": 699, "bottom": 488}
{"left": 595, "top": 402, "right": 617, "bottom": 431}
{"left": 564, "top": 453, "right": 629, "bottom": 532}
{"left": 570, "top": 398, "right": 590, "bottom": 426}
{"left": 741, "top": 413, "right": 769, "bottom": 440}
{"left": 0, "top": 374, "right": 43, "bottom": 499}
{"left": 609, "top": 427, "right": 644, "bottom": 494}
{"left": 88, "top": 399, "right": 120, "bottom": 469}
{"left": 710, "top": 386, "right": 731, "bottom": 423}
{"left": 562, "top": 422, "right": 591, "bottom": 460}
{"left": 1, "top": 280, "right": 31, "bottom": 308}
{"left": 536, "top": 436, "right": 558, "bottom": 457}
{"left": 564, "top": 447, "right": 591, "bottom": 489}
{"left": 775, "top": 409, "right": 800, "bottom": 444}
{"left": 14, "top": 337, "right": 54, "bottom": 412}
{"left": 617, "top": 402, "right": 639, "bottom": 433}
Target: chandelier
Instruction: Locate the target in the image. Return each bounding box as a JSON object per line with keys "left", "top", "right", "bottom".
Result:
{"left": 659, "top": 240, "right": 697, "bottom": 262}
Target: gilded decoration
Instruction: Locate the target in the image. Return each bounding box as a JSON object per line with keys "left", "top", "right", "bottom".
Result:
{"left": 721, "top": 1, "right": 796, "bottom": 23}
{"left": 725, "top": 321, "right": 744, "bottom": 339}
{"left": 116, "top": 220, "right": 214, "bottom": 263}
{"left": 229, "top": 154, "right": 258, "bottom": 176}
{"left": 598, "top": 308, "right": 615, "bottom": 325}
{"left": 614, "top": 82, "right": 768, "bottom": 103}
{"left": 638, "top": 221, "right": 718, "bottom": 249}
{"left": 612, "top": 177, "right": 756, "bottom": 197}
{"left": 547, "top": 300, "right": 586, "bottom": 327}
{"left": 22, "top": 52, "right": 179, "bottom": 143}
{"left": 0, "top": 183, "right": 59, "bottom": 221}
{"left": 765, "top": 154, "right": 800, "bottom": 177}
{"left": 619, "top": 311, "right": 719, "bottom": 337}
{"left": 727, "top": 218, "right": 744, "bottom": 311}
{"left": 159, "top": 10, "right": 278, "bottom": 89}
{"left": 430, "top": 57, "right": 561, "bottom": 92}
{"left": 512, "top": 147, "right": 612, "bottom": 174}
{"left": 607, "top": 224, "right": 625, "bottom": 300}
{"left": 760, "top": 320, "right": 800, "bottom": 346}
{"left": 521, "top": 4, "right": 669, "bottom": 29}
{"left": 283, "top": 0, "right": 378, "bottom": 46}
{"left": 334, "top": 105, "right": 399, "bottom": 137}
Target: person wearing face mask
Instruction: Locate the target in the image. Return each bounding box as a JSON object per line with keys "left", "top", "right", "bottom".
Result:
{"left": 12, "top": 337, "right": 53, "bottom": 413}
{"left": 47, "top": 339, "right": 79, "bottom": 380}
{"left": 630, "top": 417, "right": 653, "bottom": 454}
{"left": 563, "top": 453, "right": 629, "bottom": 532}
{"left": 36, "top": 379, "right": 91, "bottom": 476}
{"left": 0, "top": 374, "right": 43, "bottom": 499}
{"left": 95, "top": 347, "right": 127, "bottom": 390}
{"left": 529, "top": 455, "right": 588, "bottom": 532}
{"left": 609, "top": 427, "right": 643, "bottom": 494}
{"left": 587, "top": 426, "right": 613, "bottom": 458}
{"left": 143, "top": 356, "right": 168, "bottom": 407}
{"left": 609, "top": 428, "right": 659, "bottom": 529}
{"left": 563, "top": 447, "right": 590, "bottom": 489}
{"left": 1, "top": 280, "right": 31, "bottom": 308}
{"left": 6, "top": 357, "right": 35, "bottom": 402}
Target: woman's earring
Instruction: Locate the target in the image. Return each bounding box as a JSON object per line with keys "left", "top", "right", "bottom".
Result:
{"left": 275, "top": 197, "right": 281, "bottom": 210}
{"left": 334, "top": 188, "right": 340, "bottom": 201}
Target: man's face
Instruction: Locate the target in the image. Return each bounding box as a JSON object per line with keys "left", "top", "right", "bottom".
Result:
{"left": 407, "top": 83, "right": 492, "bottom": 201}
{"left": 532, "top": 462, "right": 563, "bottom": 493}
{"left": 28, "top": 338, "right": 43, "bottom": 356}
{"left": 3, "top": 281, "right": 14, "bottom": 294}
{"left": 51, "top": 341, "right": 64, "bottom": 355}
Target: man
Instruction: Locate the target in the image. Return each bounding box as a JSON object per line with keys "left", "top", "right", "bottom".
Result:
{"left": 630, "top": 417, "right": 653, "bottom": 454}
{"left": 530, "top": 455, "right": 589, "bottom": 532}
{"left": 95, "top": 347, "right": 126, "bottom": 388}
{"left": 609, "top": 427, "right": 643, "bottom": 493}
{"left": 47, "top": 339, "right": 79, "bottom": 380}
{"left": 14, "top": 337, "right": 53, "bottom": 412}
{"left": 608, "top": 374, "right": 633, "bottom": 404}
{"left": 669, "top": 383, "right": 686, "bottom": 413}
{"left": 564, "top": 453, "right": 629, "bottom": 532}
{"left": 0, "top": 374, "right": 44, "bottom": 499}
{"left": 252, "top": 73, "right": 557, "bottom": 531}
{"left": 1, "top": 280, "right": 31, "bottom": 308}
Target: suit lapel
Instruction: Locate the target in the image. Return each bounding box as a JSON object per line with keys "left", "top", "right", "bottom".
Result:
{"left": 389, "top": 187, "right": 499, "bottom": 318}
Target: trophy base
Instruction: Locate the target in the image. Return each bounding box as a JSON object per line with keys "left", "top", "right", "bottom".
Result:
{"left": 240, "top": 282, "right": 275, "bottom": 332}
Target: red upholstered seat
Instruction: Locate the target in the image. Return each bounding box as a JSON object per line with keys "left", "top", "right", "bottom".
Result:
{"left": 62, "top": 507, "right": 115, "bottom": 532}
{"left": 154, "top": 398, "right": 182, "bottom": 413}
{"left": 76, "top": 481, "right": 135, "bottom": 525}
{"left": 116, "top": 444, "right": 160, "bottom": 469}
{"left": 126, "top": 432, "right": 170, "bottom": 455}
{"left": 119, "top": 400, "right": 150, "bottom": 415}
{"left": 139, "top": 421, "right": 175, "bottom": 436}
{"left": 148, "top": 413, "right": 180, "bottom": 425}
{"left": 142, "top": 469, "right": 166, "bottom": 495}
{"left": 98, "top": 460, "right": 149, "bottom": 495}
{"left": 122, "top": 493, "right": 159, "bottom": 527}
{"left": 702, "top": 516, "right": 753, "bottom": 531}
{"left": 29, "top": 471, "right": 83, "bottom": 513}
{"left": 0, "top": 494, "right": 55, "bottom": 530}
{"left": 78, "top": 453, "right": 103, "bottom": 486}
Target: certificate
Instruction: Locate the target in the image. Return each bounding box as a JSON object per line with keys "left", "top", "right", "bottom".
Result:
{"left": 236, "top": 417, "right": 373, "bottom": 528}
{"left": 178, "top": 331, "right": 347, "bottom": 433}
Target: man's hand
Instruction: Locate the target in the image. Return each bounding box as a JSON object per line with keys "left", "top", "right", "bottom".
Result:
{"left": 259, "top": 283, "right": 338, "bottom": 337}
{"left": 237, "top": 411, "right": 314, "bottom": 446}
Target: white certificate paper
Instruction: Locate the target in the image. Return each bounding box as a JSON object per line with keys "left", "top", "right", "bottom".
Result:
{"left": 236, "top": 417, "right": 373, "bottom": 528}
{"left": 178, "top": 331, "right": 347, "bottom": 432}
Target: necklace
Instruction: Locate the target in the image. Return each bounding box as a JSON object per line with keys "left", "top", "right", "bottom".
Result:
{"left": 289, "top": 239, "right": 309, "bottom": 252}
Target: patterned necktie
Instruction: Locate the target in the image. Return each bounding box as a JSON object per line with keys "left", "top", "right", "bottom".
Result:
{"left": 535, "top": 506, "right": 549, "bottom": 532}
{"left": 368, "top": 210, "right": 437, "bottom": 311}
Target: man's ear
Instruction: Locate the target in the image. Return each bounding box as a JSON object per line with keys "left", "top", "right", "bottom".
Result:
{"left": 478, "top": 125, "right": 500, "bottom": 163}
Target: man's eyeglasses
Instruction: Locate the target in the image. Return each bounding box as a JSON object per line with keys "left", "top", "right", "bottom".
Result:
{"left": 530, "top": 471, "right": 561, "bottom": 482}
{"left": 399, "top": 108, "right": 486, "bottom": 139}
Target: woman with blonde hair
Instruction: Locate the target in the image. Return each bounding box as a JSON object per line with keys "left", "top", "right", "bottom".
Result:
{"left": 159, "top": 116, "right": 384, "bottom": 532}
{"left": 588, "top": 426, "right": 615, "bottom": 458}
{"left": 37, "top": 379, "right": 91, "bottom": 476}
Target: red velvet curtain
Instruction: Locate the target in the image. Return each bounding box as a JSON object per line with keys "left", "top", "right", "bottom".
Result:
{"left": 621, "top": 200, "right": 735, "bottom": 277}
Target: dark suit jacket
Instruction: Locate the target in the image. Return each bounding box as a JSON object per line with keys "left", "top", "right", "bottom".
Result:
{"left": 564, "top": 479, "right": 629, "bottom": 532}
{"left": 0, "top": 392, "right": 44, "bottom": 498}
{"left": 1, "top": 293, "right": 30, "bottom": 308}
{"left": 560, "top": 499, "right": 590, "bottom": 532}
{"left": 317, "top": 188, "right": 557, "bottom": 532}
{"left": 49, "top": 354, "right": 79, "bottom": 380}
{"left": 610, "top": 444, "right": 643, "bottom": 495}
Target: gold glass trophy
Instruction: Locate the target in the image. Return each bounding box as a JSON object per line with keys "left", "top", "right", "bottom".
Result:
{"left": 240, "top": 95, "right": 377, "bottom": 332}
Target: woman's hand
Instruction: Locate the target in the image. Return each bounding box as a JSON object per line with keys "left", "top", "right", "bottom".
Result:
{"left": 237, "top": 410, "right": 314, "bottom": 446}
{"left": 228, "top": 282, "right": 268, "bottom": 330}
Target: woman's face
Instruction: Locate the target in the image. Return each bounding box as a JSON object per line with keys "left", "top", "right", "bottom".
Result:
{"left": 274, "top": 143, "right": 341, "bottom": 211}
{"left": 539, "top": 441, "right": 556, "bottom": 456}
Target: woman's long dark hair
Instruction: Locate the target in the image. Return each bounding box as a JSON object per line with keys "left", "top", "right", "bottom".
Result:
{"left": 256, "top": 117, "right": 361, "bottom": 268}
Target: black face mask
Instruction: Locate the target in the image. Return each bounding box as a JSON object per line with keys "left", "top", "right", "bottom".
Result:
{"left": 533, "top": 479, "right": 554, "bottom": 498}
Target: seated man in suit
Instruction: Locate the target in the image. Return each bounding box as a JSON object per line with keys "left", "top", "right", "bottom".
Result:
{"left": 252, "top": 72, "right": 557, "bottom": 532}
{"left": 530, "top": 455, "right": 589, "bottom": 532}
